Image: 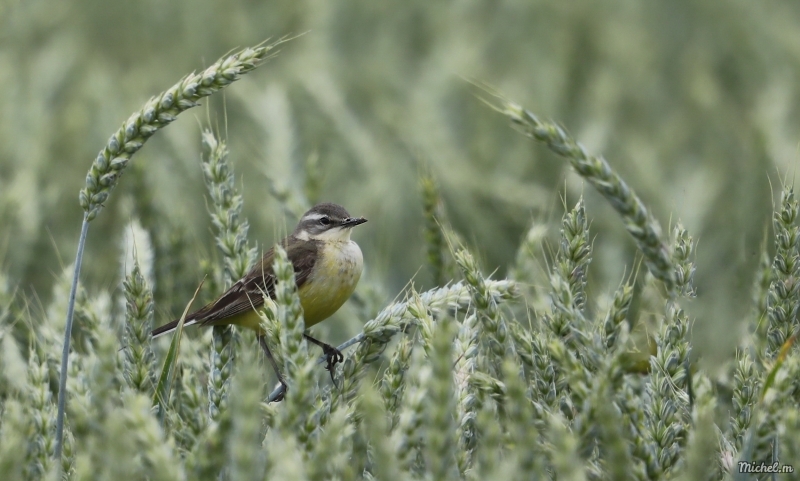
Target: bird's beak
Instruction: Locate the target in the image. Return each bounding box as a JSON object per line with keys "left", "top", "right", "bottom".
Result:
{"left": 342, "top": 217, "right": 367, "bottom": 228}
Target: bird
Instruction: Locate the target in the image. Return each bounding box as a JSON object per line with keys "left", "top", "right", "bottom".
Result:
{"left": 151, "top": 202, "right": 367, "bottom": 396}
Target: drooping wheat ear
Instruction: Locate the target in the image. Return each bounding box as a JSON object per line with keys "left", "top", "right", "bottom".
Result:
{"left": 57, "top": 39, "right": 292, "bottom": 460}
{"left": 78, "top": 42, "right": 283, "bottom": 222}
{"left": 498, "top": 101, "right": 675, "bottom": 292}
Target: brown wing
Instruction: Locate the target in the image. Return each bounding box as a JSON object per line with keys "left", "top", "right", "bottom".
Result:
{"left": 151, "top": 236, "right": 319, "bottom": 336}
{"left": 286, "top": 237, "right": 319, "bottom": 289}
{"left": 192, "top": 252, "right": 277, "bottom": 324}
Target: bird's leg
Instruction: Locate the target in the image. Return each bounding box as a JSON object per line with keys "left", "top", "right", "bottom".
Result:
{"left": 258, "top": 334, "right": 288, "bottom": 401}
{"left": 303, "top": 333, "right": 344, "bottom": 385}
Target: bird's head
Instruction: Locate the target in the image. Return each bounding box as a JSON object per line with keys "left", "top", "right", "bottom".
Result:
{"left": 293, "top": 203, "right": 367, "bottom": 242}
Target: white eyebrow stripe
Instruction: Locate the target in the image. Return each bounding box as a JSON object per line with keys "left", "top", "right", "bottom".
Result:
{"left": 301, "top": 213, "right": 326, "bottom": 221}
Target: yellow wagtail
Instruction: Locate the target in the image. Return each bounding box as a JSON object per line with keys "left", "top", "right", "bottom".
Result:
{"left": 152, "top": 202, "right": 367, "bottom": 392}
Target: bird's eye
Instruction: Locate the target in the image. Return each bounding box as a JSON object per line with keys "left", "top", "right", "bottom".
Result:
{"left": 319, "top": 216, "right": 331, "bottom": 225}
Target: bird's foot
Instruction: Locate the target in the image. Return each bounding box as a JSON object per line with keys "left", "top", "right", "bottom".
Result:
{"left": 303, "top": 333, "right": 343, "bottom": 386}
{"left": 259, "top": 334, "right": 289, "bottom": 402}
{"left": 272, "top": 380, "right": 288, "bottom": 402}
{"left": 321, "top": 344, "right": 344, "bottom": 386}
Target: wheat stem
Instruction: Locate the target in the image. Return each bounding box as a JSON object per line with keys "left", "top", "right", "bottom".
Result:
{"left": 55, "top": 39, "right": 288, "bottom": 462}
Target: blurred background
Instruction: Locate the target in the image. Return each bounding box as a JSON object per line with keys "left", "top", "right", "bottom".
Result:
{"left": 1, "top": 0, "right": 799, "bottom": 357}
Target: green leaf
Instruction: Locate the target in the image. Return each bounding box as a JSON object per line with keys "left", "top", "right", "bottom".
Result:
{"left": 152, "top": 277, "right": 205, "bottom": 421}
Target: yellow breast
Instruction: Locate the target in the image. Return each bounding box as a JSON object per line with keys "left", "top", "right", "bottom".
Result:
{"left": 298, "top": 240, "right": 363, "bottom": 327}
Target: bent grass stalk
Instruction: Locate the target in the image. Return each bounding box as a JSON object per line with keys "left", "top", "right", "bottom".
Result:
{"left": 493, "top": 98, "right": 675, "bottom": 292}
{"left": 55, "top": 39, "right": 289, "bottom": 459}
{"left": 265, "top": 279, "right": 517, "bottom": 403}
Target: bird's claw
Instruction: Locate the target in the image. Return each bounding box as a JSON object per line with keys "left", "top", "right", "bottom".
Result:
{"left": 322, "top": 345, "right": 344, "bottom": 386}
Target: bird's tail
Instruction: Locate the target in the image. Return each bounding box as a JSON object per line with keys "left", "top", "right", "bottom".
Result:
{"left": 151, "top": 318, "right": 199, "bottom": 338}
{"left": 152, "top": 275, "right": 209, "bottom": 339}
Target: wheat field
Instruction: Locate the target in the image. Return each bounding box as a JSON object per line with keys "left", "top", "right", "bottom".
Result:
{"left": 1, "top": 1, "right": 800, "bottom": 479}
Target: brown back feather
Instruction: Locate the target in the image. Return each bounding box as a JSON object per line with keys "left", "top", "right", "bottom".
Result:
{"left": 151, "top": 236, "right": 319, "bottom": 336}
